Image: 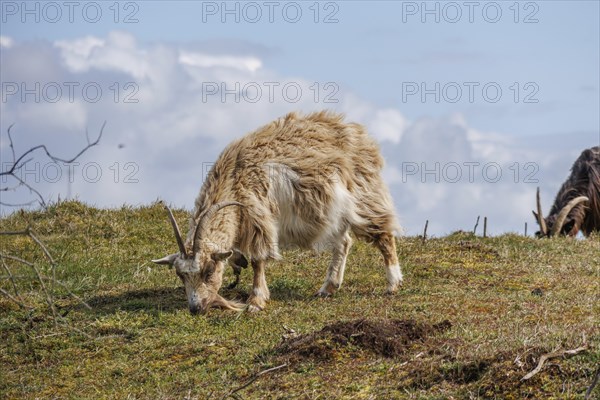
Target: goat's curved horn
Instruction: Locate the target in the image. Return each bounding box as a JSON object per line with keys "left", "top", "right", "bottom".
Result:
{"left": 536, "top": 187, "right": 548, "bottom": 236}
{"left": 550, "top": 196, "right": 589, "bottom": 236}
{"left": 192, "top": 202, "right": 245, "bottom": 253}
{"left": 152, "top": 253, "right": 178, "bottom": 265}
{"left": 163, "top": 203, "right": 187, "bottom": 255}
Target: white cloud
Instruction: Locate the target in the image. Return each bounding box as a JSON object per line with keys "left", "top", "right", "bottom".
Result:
{"left": 0, "top": 32, "right": 592, "bottom": 237}
{"left": 55, "top": 32, "right": 151, "bottom": 80}
{"left": 53, "top": 36, "right": 106, "bottom": 73}
{"left": 369, "top": 109, "right": 407, "bottom": 144}
{"left": 179, "top": 51, "right": 262, "bottom": 73}
{"left": 0, "top": 36, "right": 14, "bottom": 49}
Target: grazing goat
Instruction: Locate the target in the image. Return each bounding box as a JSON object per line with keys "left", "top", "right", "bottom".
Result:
{"left": 153, "top": 111, "right": 402, "bottom": 314}
{"left": 533, "top": 146, "right": 600, "bottom": 237}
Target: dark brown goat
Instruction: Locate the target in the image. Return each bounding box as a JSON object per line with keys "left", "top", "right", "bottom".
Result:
{"left": 533, "top": 146, "right": 600, "bottom": 237}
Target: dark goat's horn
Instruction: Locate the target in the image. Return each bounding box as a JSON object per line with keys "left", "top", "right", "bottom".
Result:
{"left": 192, "top": 202, "right": 244, "bottom": 253}
{"left": 550, "top": 196, "right": 589, "bottom": 236}
{"left": 536, "top": 187, "right": 548, "bottom": 236}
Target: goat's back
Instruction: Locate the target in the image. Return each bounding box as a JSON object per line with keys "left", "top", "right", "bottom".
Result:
{"left": 233, "top": 111, "right": 384, "bottom": 182}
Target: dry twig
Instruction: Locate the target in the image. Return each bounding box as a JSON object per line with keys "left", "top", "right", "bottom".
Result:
{"left": 1, "top": 257, "right": 20, "bottom": 299}
{"left": 585, "top": 365, "right": 600, "bottom": 399}
{"left": 521, "top": 345, "right": 588, "bottom": 381}
{"left": 0, "top": 230, "right": 91, "bottom": 326}
{"left": 0, "top": 287, "right": 31, "bottom": 309}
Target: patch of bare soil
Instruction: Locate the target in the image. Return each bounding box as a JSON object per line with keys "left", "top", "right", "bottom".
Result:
{"left": 274, "top": 319, "right": 452, "bottom": 362}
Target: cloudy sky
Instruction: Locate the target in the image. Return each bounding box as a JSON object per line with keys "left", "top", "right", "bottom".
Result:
{"left": 1, "top": 1, "right": 599, "bottom": 236}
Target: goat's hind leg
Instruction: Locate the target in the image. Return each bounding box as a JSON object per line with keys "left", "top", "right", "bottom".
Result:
{"left": 374, "top": 233, "right": 402, "bottom": 293}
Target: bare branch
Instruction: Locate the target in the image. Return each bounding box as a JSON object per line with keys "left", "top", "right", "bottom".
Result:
{"left": 1, "top": 250, "right": 58, "bottom": 322}
{"left": 0, "top": 287, "right": 32, "bottom": 309}
{"left": 27, "top": 254, "right": 57, "bottom": 323}
{"left": 0, "top": 274, "right": 34, "bottom": 279}
{"left": 0, "top": 230, "right": 30, "bottom": 236}
{"left": 7, "top": 123, "right": 16, "bottom": 163}
{"left": 1, "top": 121, "right": 106, "bottom": 177}
{"left": 0, "top": 121, "right": 106, "bottom": 209}
{"left": 47, "top": 278, "right": 92, "bottom": 310}
{"left": 0, "top": 236, "right": 58, "bottom": 320}
{"left": 522, "top": 345, "right": 588, "bottom": 381}
{"left": 0, "top": 253, "right": 35, "bottom": 266}
{"left": 1, "top": 228, "right": 94, "bottom": 333}
{"left": 12, "top": 156, "right": 34, "bottom": 174}
{"left": 1, "top": 181, "right": 29, "bottom": 192}
{"left": 28, "top": 230, "right": 56, "bottom": 280}
{"left": 2, "top": 174, "right": 48, "bottom": 208}
{"left": 1, "top": 257, "right": 20, "bottom": 300}
{"left": 0, "top": 252, "right": 91, "bottom": 310}
{"left": 586, "top": 365, "right": 600, "bottom": 399}
{"left": 0, "top": 199, "right": 38, "bottom": 208}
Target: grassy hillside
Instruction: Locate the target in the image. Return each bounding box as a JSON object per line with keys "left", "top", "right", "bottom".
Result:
{"left": 1, "top": 201, "right": 598, "bottom": 399}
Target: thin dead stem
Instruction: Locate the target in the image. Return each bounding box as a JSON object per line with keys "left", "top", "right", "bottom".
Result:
{"left": 1, "top": 257, "right": 20, "bottom": 299}
{"left": 0, "top": 229, "right": 91, "bottom": 331}
{"left": 522, "top": 345, "right": 588, "bottom": 381}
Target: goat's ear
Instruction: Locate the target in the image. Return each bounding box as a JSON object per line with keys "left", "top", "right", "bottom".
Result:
{"left": 212, "top": 250, "right": 233, "bottom": 262}
{"left": 152, "top": 253, "right": 178, "bottom": 265}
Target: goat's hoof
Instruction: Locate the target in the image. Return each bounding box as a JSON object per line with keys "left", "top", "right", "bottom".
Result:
{"left": 247, "top": 304, "right": 263, "bottom": 313}
{"left": 246, "top": 296, "right": 266, "bottom": 312}
{"left": 314, "top": 291, "right": 332, "bottom": 298}
{"left": 385, "top": 283, "right": 402, "bottom": 294}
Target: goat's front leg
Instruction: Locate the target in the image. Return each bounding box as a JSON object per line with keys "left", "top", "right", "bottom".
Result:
{"left": 247, "top": 259, "right": 270, "bottom": 312}
{"left": 316, "top": 231, "right": 352, "bottom": 297}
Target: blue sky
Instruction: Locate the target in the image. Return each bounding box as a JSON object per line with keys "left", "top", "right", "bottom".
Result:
{"left": 5, "top": 1, "right": 599, "bottom": 134}
{"left": 1, "top": 1, "right": 599, "bottom": 235}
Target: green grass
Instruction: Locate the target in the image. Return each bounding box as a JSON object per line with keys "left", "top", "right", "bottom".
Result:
{"left": 1, "top": 201, "right": 599, "bottom": 399}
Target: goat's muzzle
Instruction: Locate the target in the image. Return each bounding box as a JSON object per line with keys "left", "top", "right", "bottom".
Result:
{"left": 189, "top": 304, "right": 206, "bottom": 315}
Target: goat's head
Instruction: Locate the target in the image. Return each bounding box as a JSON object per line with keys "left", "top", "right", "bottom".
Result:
{"left": 532, "top": 187, "right": 589, "bottom": 237}
{"left": 152, "top": 202, "right": 244, "bottom": 314}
